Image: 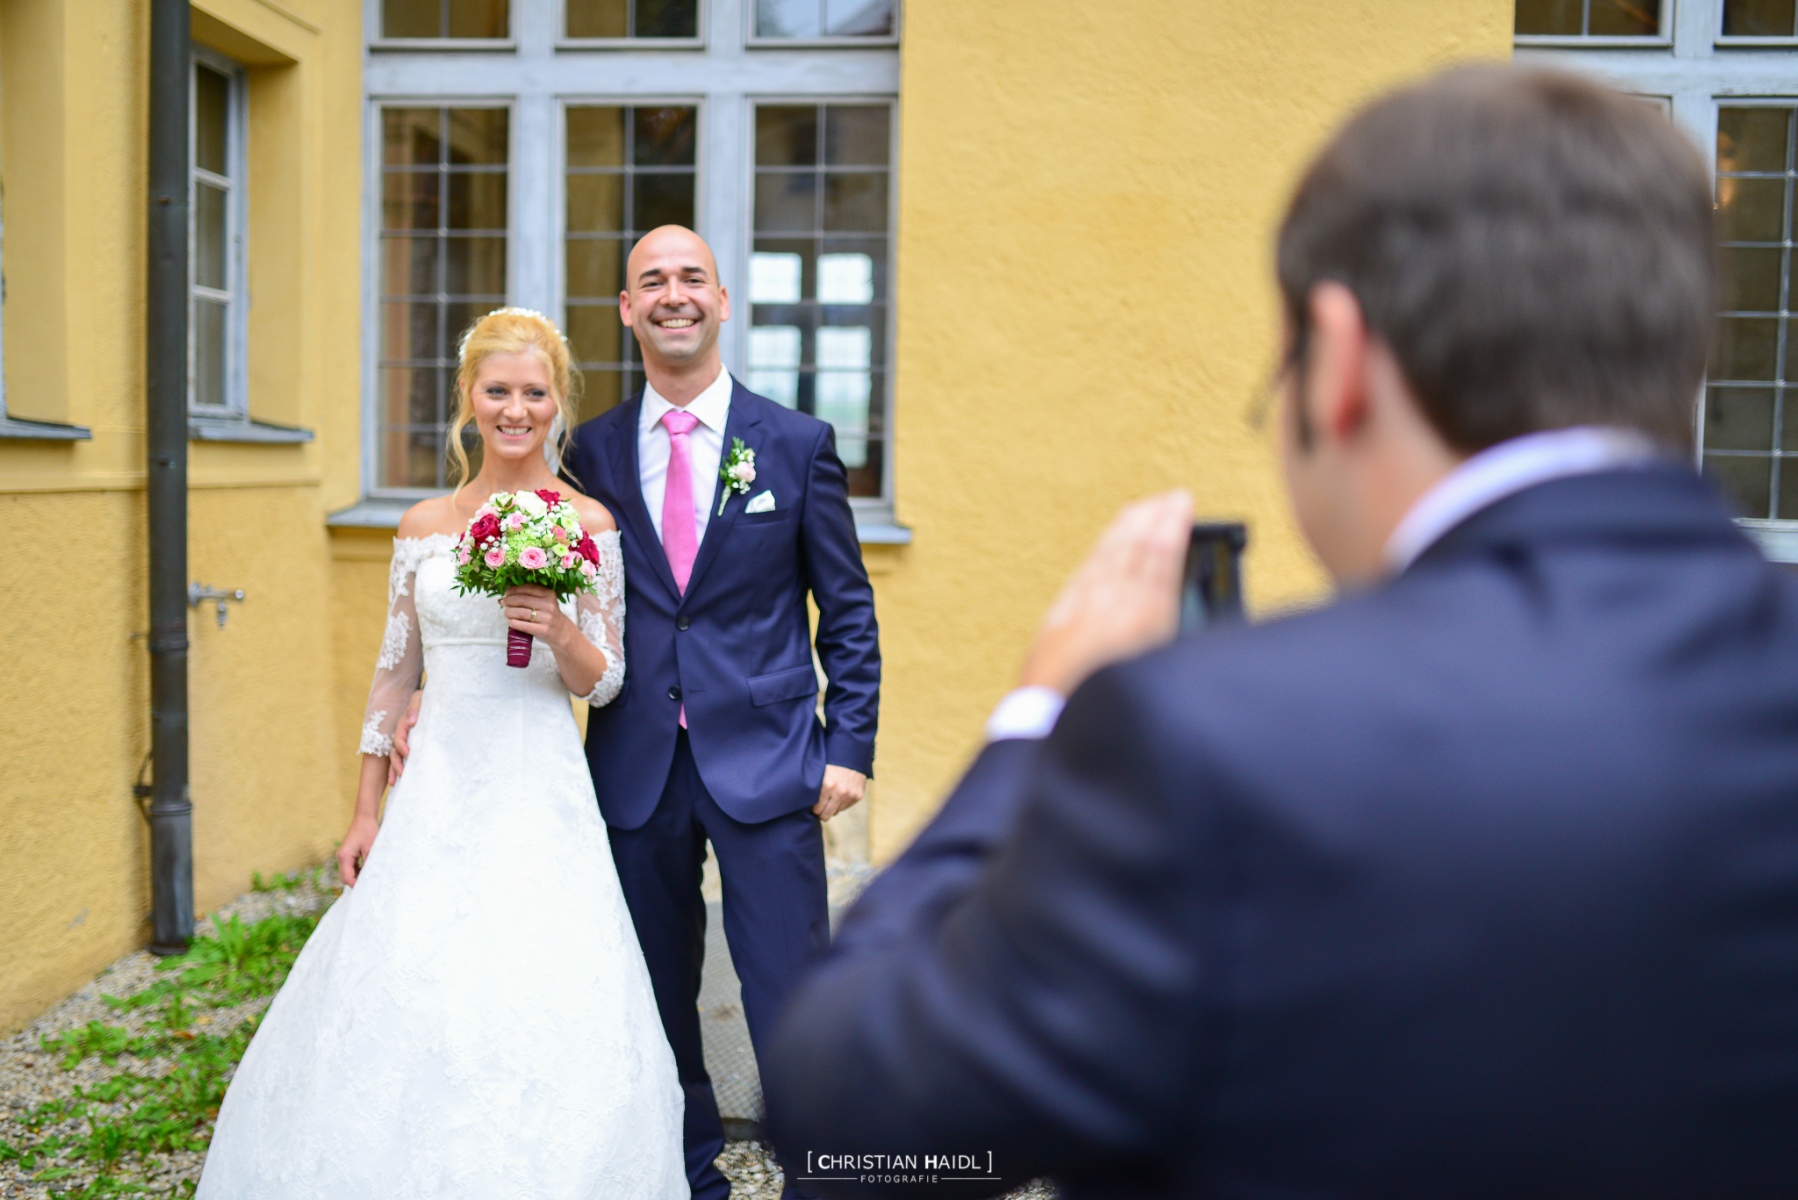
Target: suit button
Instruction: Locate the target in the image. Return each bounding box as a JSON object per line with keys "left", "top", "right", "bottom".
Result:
{"left": 676, "top": 617, "right": 691, "bottom": 631}
{"left": 668, "top": 685, "right": 682, "bottom": 702}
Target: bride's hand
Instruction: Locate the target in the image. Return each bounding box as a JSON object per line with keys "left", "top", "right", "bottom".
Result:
{"left": 337, "top": 814, "right": 381, "bottom": 888}
{"left": 501, "top": 584, "right": 573, "bottom": 649}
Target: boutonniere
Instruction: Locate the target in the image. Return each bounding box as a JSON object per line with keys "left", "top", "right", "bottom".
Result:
{"left": 718, "top": 438, "right": 757, "bottom": 516}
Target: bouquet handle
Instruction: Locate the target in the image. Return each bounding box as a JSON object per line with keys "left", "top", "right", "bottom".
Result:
{"left": 506, "top": 628, "right": 533, "bottom": 668}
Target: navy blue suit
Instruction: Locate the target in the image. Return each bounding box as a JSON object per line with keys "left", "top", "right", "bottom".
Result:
{"left": 764, "top": 466, "right": 1798, "bottom": 1199}
{"left": 564, "top": 379, "right": 880, "bottom": 1200}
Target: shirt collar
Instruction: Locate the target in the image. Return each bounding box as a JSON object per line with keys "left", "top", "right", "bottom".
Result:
{"left": 1383, "top": 426, "right": 1660, "bottom": 574}
{"left": 641, "top": 366, "right": 733, "bottom": 435}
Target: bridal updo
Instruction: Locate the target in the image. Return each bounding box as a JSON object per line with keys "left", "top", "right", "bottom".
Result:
{"left": 447, "top": 307, "right": 584, "bottom": 487}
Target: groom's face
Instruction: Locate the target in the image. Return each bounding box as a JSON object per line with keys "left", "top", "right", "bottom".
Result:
{"left": 620, "top": 226, "right": 731, "bottom": 372}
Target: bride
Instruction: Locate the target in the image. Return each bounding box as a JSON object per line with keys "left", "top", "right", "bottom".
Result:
{"left": 197, "top": 309, "right": 687, "bottom": 1198}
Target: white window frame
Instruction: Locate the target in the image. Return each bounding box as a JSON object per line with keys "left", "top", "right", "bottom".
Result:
{"left": 1514, "top": 0, "right": 1674, "bottom": 48}
{"left": 345, "top": 0, "right": 904, "bottom": 538}
{"left": 1518, "top": 0, "right": 1798, "bottom": 560}
{"left": 744, "top": 0, "right": 900, "bottom": 48}
{"left": 189, "top": 45, "right": 250, "bottom": 419}
{"left": 367, "top": 0, "right": 517, "bottom": 52}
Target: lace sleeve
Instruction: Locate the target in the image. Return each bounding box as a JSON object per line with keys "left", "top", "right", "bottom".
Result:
{"left": 359, "top": 538, "right": 431, "bottom": 755}
{"left": 573, "top": 531, "right": 626, "bottom": 707}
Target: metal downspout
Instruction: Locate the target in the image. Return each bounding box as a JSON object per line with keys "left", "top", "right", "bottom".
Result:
{"left": 146, "top": 0, "right": 192, "bottom": 956}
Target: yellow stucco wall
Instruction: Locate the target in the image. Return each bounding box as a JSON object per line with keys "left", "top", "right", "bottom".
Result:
{"left": 865, "top": 0, "right": 1513, "bottom": 858}
{"left": 0, "top": 0, "right": 362, "bottom": 1034}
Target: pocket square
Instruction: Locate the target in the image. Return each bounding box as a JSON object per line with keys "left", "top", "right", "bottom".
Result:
{"left": 744, "top": 490, "right": 776, "bottom": 515}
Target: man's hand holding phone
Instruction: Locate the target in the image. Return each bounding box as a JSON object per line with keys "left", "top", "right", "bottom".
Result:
{"left": 1019, "top": 491, "right": 1195, "bottom": 698}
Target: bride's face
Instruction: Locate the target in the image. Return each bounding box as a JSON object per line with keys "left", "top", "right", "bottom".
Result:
{"left": 470, "top": 351, "right": 560, "bottom": 467}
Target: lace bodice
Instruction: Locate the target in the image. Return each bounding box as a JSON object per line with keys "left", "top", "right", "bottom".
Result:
{"left": 359, "top": 531, "right": 626, "bottom": 756}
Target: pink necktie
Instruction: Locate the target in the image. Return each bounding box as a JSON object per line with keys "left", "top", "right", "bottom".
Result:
{"left": 661, "top": 409, "right": 700, "bottom": 730}
{"left": 660, "top": 409, "right": 701, "bottom": 593}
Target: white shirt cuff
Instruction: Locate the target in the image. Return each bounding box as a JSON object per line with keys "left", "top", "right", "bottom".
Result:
{"left": 984, "top": 686, "right": 1067, "bottom": 742}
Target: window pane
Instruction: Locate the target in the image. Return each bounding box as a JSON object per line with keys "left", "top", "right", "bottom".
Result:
{"left": 750, "top": 103, "right": 894, "bottom": 497}
{"left": 383, "top": 0, "right": 508, "bottom": 38}
{"left": 1706, "top": 453, "right": 1774, "bottom": 518}
{"left": 447, "top": 170, "right": 508, "bottom": 230}
{"left": 824, "top": 106, "right": 889, "bottom": 167}
{"left": 1719, "top": 108, "right": 1790, "bottom": 174}
{"left": 1588, "top": 0, "right": 1659, "bottom": 36}
{"left": 1515, "top": 0, "right": 1581, "bottom": 34}
{"left": 1707, "top": 387, "right": 1776, "bottom": 451}
{"left": 566, "top": 0, "right": 698, "bottom": 37}
{"left": 1780, "top": 458, "right": 1798, "bottom": 519}
{"left": 1715, "top": 317, "right": 1780, "bottom": 381}
{"left": 635, "top": 107, "right": 699, "bottom": 166}
{"left": 195, "top": 66, "right": 229, "bottom": 175}
{"left": 1718, "top": 176, "right": 1787, "bottom": 242}
{"left": 757, "top": 107, "right": 819, "bottom": 167}
{"left": 825, "top": 0, "right": 893, "bottom": 36}
{"left": 195, "top": 182, "right": 228, "bottom": 291}
{"left": 1722, "top": 246, "right": 1783, "bottom": 312}
{"left": 379, "top": 105, "right": 510, "bottom": 489}
{"left": 193, "top": 298, "right": 228, "bottom": 410}
{"left": 447, "top": 0, "right": 508, "bottom": 37}
{"left": 757, "top": 0, "right": 822, "bottom": 38}
{"left": 384, "top": 108, "right": 443, "bottom": 166}
{"left": 564, "top": 105, "right": 697, "bottom": 418}
{"left": 1724, "top": 0, "right": 1798, "bottom": 36}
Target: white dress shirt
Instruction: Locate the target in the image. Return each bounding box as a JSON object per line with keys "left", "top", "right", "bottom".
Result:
{"left": 983, "top": 425, "right": 1662, "bottom": 743}
{"left": 639, "top": 366, "right": 733, "bottom": 547}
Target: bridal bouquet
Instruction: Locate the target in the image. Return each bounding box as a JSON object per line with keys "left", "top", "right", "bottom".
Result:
{"left": 454, "top": 489, "right": 602, "bottom": 668}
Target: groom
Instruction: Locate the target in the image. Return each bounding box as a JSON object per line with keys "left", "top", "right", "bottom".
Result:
{"left": 564, "top": 225, "right": 879, "bottom": 1200}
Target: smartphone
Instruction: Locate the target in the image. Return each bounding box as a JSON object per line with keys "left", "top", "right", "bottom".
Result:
{"left": 1180, "top": 522, "right": 1248, "bottom": 633}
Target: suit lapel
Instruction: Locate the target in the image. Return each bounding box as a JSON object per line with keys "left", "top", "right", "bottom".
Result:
{"left": 607, "top": 398, "right": 682, "bottom": 602}
{"left": 681, "top": 384, "right": 763, "bottom": 604}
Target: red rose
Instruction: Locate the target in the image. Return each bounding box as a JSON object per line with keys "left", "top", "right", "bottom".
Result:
{"left": 576, "top": 533, "right": 600, "bottom": 564}
{"left": 536, "top": 488, "right": 563, "bottom": 506}
{"left": 469, "top": 514, "right": 501, "bottom": 543}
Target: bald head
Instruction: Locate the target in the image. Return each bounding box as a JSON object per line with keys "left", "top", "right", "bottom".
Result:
{"left": 619, "top": 225, "right": 731, "bottom": 398}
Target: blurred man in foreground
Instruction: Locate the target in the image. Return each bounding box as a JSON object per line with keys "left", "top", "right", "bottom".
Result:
{"left": 762, "top": 65, "right": 1798, "bottom": 1198}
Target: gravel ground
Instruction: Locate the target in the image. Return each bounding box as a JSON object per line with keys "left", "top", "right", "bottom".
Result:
{"left": 1, "top": 861, "right": 1053, "bottom": 1199}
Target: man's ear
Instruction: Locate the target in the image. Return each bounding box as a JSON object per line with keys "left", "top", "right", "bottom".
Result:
{"left": 1304, "top": 281, "right": 1372, "bottom": 445}
{"left": 618, "top": 289, "right": 635, "bottom": 329}
{"left": 717, "top": 284, "right": 731, "bottom": 324}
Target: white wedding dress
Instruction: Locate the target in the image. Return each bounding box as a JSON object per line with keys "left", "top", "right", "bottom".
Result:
{"left": 197, "top": 532, "right": 687, "bottom": 1200}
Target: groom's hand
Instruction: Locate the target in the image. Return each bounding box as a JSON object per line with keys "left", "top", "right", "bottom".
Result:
{"left": 814, "top": 765, "right": 867, "bottom": 821}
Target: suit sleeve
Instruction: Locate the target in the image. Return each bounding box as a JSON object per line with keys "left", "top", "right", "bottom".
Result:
{"left": 762, "top": 667, "right": 1209, "bottom": 1195}
{"left": 800, "top": 421, "right": 881, "bottom": 775}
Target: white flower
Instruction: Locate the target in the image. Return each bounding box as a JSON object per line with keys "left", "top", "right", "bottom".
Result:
{"left": 730, "top": 461, "right": 757, "bottom": 484}
{"left": 516, "top": 491, "right": 548, "bottom": 517}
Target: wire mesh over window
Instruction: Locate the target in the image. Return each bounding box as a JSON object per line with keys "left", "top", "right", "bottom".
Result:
{"left": 749, "top": 103, "right": 891, "bottom": 497}
{"left": 1515, "top": 0, "right": 1662, "bottom": 35}
{"left": 1708, "top": 105, "right": 1798, "bottom": 520}
{"left": 563, "top": 105, "right": 698, "bottom": 422}
{"left": 754, "top": 0, "right": 895, "bottom": 39}
{"left": 378, "top": 107, "right": 509, "bottom": 489}
{"left": 1723, "top": 0, "right": 1798, "bottom": 36}
{"left": 565, "top": 0, "right": 698, "bottom": 38}
{"left": 382, "top": 0, "right": 509, "bottom": 38}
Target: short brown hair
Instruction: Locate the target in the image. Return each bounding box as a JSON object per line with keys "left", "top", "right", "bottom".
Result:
{"left": 1276, "top": 64, "right": 1715, "bottom": 453}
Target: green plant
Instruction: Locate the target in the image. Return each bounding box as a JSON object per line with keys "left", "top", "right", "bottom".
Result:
{"left": 11, "top": 878, "right": 328, "bottom": 1198}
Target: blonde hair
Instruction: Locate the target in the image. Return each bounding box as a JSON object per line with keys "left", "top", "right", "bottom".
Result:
{"left": 447, "top": 307, "right": 583, "bottom": 489}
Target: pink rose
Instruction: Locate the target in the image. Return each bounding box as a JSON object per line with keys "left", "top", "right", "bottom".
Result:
{"left": 457, "top": 547, "right": 472, "bottom": 565}
{"left": 561, "top": 553, "right": 581, "bottom": 570}
{"left": 518, "top": 546, "right": 549, "bottom": 570}
{"left": 483, "top": 546, "right": 506, "bottom": 569}
{"left": 505, "top": 512, "right": 525, "bottom": 531}
{"left": 580, "top": 560, "right": 598, "bottom": 580}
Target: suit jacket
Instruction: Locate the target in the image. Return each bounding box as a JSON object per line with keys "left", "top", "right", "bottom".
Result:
{"left": 763, "top": 466, "right": 1798, "bottom": 1199}
{"left": 563, "top": 380, "right": 880, "bottom": 829}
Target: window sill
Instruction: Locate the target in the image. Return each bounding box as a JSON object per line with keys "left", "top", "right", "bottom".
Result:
{"left": 1739, "top": 519, "right": 1798, "bottom": 563}
{"left": 330, "top": 494, "right": 914, "bottom": 545}
{"left": 369, "top": 38, "right": 516, "bottom": 52}
{"left": 1512, "top": 35, "right": 1671, "bottom": 49}
{"left": 0, "top": 414, "right": 92, "bottom": 441}
{"left": 189, "top": 416, "right": 315, "bottom": 444}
